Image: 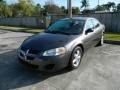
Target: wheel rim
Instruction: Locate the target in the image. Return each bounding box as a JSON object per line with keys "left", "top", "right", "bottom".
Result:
{"left": 72, "top": 50, "right": 81, "bottom": 67}
{"left": 101, "top": 35, "right": 104, "bottom": 45}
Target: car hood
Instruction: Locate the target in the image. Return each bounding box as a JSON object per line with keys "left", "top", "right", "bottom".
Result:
{"left": 21, "top": 32, "right": 78, "bottom": 52}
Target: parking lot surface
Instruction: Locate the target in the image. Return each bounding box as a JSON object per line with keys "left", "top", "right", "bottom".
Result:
{"left": 0, "top": 30, "right": 120, "bottom": 90}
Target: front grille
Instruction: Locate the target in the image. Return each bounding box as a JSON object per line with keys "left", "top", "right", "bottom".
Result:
{"left": 21, "top": 46, "right": 26, "bottom": 51}
{"left": 27, "top": 56, "right": 35, "bottom": 60}
{"left": 21, "top": 46, "right": 40, "bottom": 54}
{"left": 20, "top": 46, "right": 40, "bottom": 60}
{"left": 29, "top": 50, "right": 40, "bottom": 54}
{"left": 20, "top": 52, "right": 24, "bottom": 57}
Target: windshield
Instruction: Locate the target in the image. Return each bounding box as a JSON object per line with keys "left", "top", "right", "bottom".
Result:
{"left": 45, "top": 19, "right": 85, "bottom": 35}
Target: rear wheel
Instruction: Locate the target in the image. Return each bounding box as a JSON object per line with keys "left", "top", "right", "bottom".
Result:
{"left": 97, "top": 35, "right": 104, "bottom": 46}
{"left": 69, "top": 46, "right": 83, "bottom": 69}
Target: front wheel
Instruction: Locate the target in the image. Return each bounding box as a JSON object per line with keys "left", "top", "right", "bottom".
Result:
{"left": 69, "top": 46, "right": 83, "bottom": 69}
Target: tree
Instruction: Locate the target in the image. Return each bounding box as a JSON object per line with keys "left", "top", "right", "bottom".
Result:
{"left": 43, "top": 0, "right": 62, "bottom": 15}
{"left": 117, "top": 3, "right": 120, "bottom": 12}
{"left": 95, "top": 5, "right": 104, "bottom": 11}
{"left": 95, "top": 2, "right": 116, "bottom": 12}
{"left": 3, "top": 5, "right": 12, "bottom": 17}
{"left": 61, "top": 6, "right": 67, "bottom": 14}
{"left": 16, "top": 0, "right": 34, "bottom": 17}
{"left": 33, "top": 3, "right": 41, "bottom": 16}
{"left": 0, "top": 0, "right": 12, "bottom": 17}
{"left": 72, "top": 7, "right": 80, "bottom": 15}
{"left": 107, "top": 2, "right": 116, "bottom": 11}
{"left": 10, "top": 3, "right": 19, "bottom": 17}
{"left": 0, "top": 0, "right": 5, "bottom": 17}
{"left": 43, "top": 4, "right": 62, "bottom": 15}
{"left": 95, "top": 4, "right": 109, "bottom": 11}
{"left": 81, "top": 0, "right": 89, "bottom": 10}
{"left": 0, "top": 0, "right": 3, "bottom": 2}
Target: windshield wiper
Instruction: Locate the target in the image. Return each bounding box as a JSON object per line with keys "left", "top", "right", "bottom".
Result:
{"left": 45, "top": 31, "right": 71, "bottom": 35}
{"left": 55, "top": 31, "right": 71, "bottom": 35}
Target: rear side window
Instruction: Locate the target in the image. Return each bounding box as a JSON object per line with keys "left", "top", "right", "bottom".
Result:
{"left": 92, "top": 19, "right": 100, "bottom": 28}
{"left": 85, "top": 19, "right": 94, "bottom": 30}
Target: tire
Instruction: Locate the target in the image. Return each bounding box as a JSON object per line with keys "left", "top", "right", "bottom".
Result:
{"left": 96, "top": 35, "right": 104, "bottom": 46}
{"left": 69, "top": 46, "right": 83, "bottom": 69}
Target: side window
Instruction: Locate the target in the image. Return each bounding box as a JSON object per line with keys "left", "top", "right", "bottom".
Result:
{"left": 85, "top": 19, "right": 94, "bottom": 30}
{"left": 92, "top": 19, "right": 100, "bottom": 28}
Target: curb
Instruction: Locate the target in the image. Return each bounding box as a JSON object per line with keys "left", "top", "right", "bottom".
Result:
{"left": 0, "top": 28, "right": 39, "bottom": 34}
{"left": 104, "top": 40, "right": 120, "bottom": 45}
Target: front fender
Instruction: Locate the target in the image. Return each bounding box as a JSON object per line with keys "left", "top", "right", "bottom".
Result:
{"left": 65, "top": 38, "right": 83, "bottom": 52}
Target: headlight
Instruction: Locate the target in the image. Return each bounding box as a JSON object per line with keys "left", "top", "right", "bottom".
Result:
{"left": 43, "top": 47, "right": 66, "bottom": 56}
{"left": 17, "top": 47, "right": 21, "bottom": 53}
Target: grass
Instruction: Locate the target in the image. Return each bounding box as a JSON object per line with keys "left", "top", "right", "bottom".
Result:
{"left": 0, "top": 25, "right": 120, "bottom": 42}
{"left": 0, "top": 25, "right": 44, "bottom": 34}
{"left": 104, "top": 33, "right": 120, "bottom": 42}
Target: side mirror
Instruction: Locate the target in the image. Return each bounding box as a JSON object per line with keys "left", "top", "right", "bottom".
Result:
{"left": 85, "top": 28, "right": 93, "bottom": 35}
{"left": 49, "top": 22, "right": 53, "bottom": 26}
{"left": 46, "top": 22, "right": 53, "bottom": 29}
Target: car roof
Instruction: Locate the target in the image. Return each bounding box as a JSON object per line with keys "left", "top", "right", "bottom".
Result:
{"left": 60, "top": 17, "right": 93, "bottom": 21}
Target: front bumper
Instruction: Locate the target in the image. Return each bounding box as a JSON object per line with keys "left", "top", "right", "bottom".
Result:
{"left": 18, "top": 50, "right": 70, "bottom": 71}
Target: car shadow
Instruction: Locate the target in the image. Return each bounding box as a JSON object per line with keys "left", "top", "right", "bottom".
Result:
{"left": 0, "top": 50, "right": 71, "bottom": 90}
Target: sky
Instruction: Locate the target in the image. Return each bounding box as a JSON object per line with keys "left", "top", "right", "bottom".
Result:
{"left": 6, "top": 0, "right": 120, "bottom": 9}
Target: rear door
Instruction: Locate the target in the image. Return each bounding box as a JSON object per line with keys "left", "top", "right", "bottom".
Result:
{"left": 83, "top": 19, "right": 95, "bottom": 51}
{"left": 91, "top": 18, "right": 103, "bottom": 45}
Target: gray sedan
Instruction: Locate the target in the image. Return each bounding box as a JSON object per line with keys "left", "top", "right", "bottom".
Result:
{"left": 18, "top": 17, "right": 105, "bottom": 71}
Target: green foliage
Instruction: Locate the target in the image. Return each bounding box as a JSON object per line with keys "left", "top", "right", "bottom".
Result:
{"left": 3, "top": 5, "right": 12, "bottom": 17}
{"left": 104, "top": 33, "right": 120, "bottom": 41}
{"left": 0, "top": 0, "right": 120, "bottom": 17}
{"left": 43, "top": 4, "right": 62, "bottom": 14}
{"left": 106, "top": 2, "right": 116, "bottom": 11}
{"left": 72, "top": 7, "right": 80, "bottom": 15}
{"left": 117, "top": 3, "right": 120, "bottom": 11}
{"left": 95, "top": 2, "right": 117, "bottom": 12}
{"left": 10, "top": 3, "right": 19, "bottom": 17}
{"left": 0, "top": 0, "right": 67, "bottom": 17}
{"left": 17, "top": 0, "right": 34, "bottom": 16}
{"left": 81, "top": 0, "right": 89, "bottom": 10}
{"left": 0, "top": 0, "right": 35, "bottom": 17}
{"left": 0, "top": 0, "right": 3, "bottom": 2}
{"left": 61, "top": 6, "right": 67, "bottom": 14}
{"left": 0, "top": 0, "right": 12, "bottom": 17}
{"left": 33, "top": 4, "right": 41, "bottom": 16}
{"left": 43, "top": 0, "right": 62, "bottom": 15}
{"left": 95, "top": 4, "right": 109, "bottom": 11}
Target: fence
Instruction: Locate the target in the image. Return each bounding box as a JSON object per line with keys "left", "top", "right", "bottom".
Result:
{"left": 0, "top": 17, "right": 45, "bottom": 28}
{"left": 0, "top": 12, "right": 120, "bottom": 33}
{"left": 79, "top": 12, "right": 120, "bottom": 33}
{"left": 50, "top": 12, "right": 120, "bottom": 33}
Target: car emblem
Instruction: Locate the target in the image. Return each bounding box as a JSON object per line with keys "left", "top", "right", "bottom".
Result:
{"left": 24, "top": 49, "right": 29, "bottom": 60}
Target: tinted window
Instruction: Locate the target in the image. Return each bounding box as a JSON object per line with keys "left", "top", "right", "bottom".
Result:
{"left": 46, "top": 19, "right": 85, "bottom": 35}
{"left": 85, "top": 19, "right": 94, "bottom": 30}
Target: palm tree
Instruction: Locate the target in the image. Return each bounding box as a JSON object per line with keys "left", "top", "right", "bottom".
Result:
{"left": 81, "top": 0, "right": 89, "bottom": 10}
{"left": 117, "top": 3, "right": 120, "bottom": 12}
{"left": 0, "top": 0, "right": 5, "bottom": 3}
{"left": 101, "top": 4, "right": 109, "bottom": 11}
{"left": 0, "top": 0, "right": 6, "bottom": 5}
{"left": 107, "top": 2, "right": 116, "bottom": 11}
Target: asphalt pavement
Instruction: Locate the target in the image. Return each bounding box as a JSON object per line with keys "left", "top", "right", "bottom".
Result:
{"left": 0, "top": 30, "right": 120, "bottom": 90}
